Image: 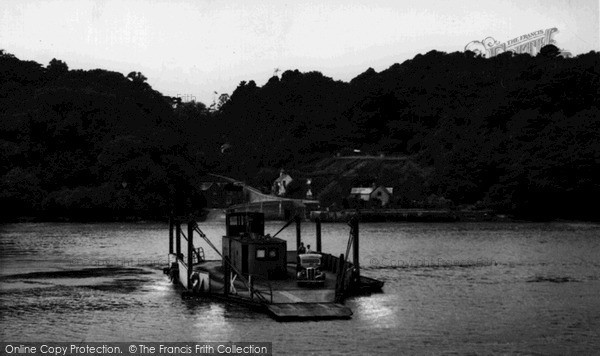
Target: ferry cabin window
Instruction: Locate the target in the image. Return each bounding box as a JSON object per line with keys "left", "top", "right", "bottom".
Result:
{"left": 256, "top": 248, "right": 279, "bottom": 260}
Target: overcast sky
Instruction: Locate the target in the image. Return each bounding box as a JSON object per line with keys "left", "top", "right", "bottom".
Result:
{"left": 1, "top": 0, "right": 598, "bottom": 105}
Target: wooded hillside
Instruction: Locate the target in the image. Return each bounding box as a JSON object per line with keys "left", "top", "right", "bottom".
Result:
{"left": 1, "top": 46, "right": 598, "bottom": 220}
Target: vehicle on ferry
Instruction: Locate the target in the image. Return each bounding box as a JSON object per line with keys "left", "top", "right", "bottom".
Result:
{"left": 296, "top": 253, "right": 326, "bottom": 287}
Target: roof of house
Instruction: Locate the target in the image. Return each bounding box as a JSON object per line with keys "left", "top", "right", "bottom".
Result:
{"left": 274, "top": 173, "right": 293, "bottom": 183}
{"left": 199, "top": 182, "right": 214, "bottom": 191}
{"left": 351, "top": 186, "right": 394, "bottom": 195}
{"left": 376, "top": 187, "right": 394, "bottom": 195}
{"left": 351, "top": 187, "right": 374, "bottom": 195}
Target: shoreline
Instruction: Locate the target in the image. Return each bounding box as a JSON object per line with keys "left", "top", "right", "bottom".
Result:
{"left": 1, "top": 209, "right": 598, "bottom": 224}
{"left": 310, "top": 208, "right": 503, "bottom": 223}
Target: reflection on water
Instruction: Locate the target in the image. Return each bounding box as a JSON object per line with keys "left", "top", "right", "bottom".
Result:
{"left": 1, "top": 220, "right": 599, "bottom": 354}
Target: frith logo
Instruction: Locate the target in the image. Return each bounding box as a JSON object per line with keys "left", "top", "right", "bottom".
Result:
{"left": 465, "top": 28, "right": 571, "bottom": 58}
{"left": 176, "top": 94, "right": 196, "bottom": 102}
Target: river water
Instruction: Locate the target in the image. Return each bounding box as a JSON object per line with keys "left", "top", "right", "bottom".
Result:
{"left": 1, "top": 218, "right": 599, "bottom": 354}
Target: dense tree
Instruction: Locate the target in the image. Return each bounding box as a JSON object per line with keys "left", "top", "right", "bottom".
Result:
{"left": 216, "top": 48, "right": 599, "bottom": 220}
{"left": 1, "top": 47, "right": 598, "bottom": 220}
{"left": 0, "top": 52, "right": 208, "bottom": 220}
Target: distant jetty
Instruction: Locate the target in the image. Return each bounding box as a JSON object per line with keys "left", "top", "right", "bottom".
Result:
{"left": 310, "top": 209, "right": 501, "bottom": 222}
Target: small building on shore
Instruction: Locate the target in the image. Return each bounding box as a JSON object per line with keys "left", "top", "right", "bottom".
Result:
{"left": 199, "top": 175, "right": 244, "bottom": 208}
{"left": 272, "top": 169, "right": 293, "bottom": 196}
{"left": 350, "top": 185, "right": 394, "bottom": 207}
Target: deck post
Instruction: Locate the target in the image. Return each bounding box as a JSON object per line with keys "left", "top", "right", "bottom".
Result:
{"left": 187, "top": 220, "right": 194, "bottom": 289}
{"left": 335, "top": 253, "right": 345, "bottom": 302}
{"left": 295, "top": 216, "right": 302, "bottom": 270}
{"left": 332, "top": 255, "right": 337, "bottom": 273}
{"left": 175, "top": 221, "right": 181, "bottom": 259}
{"left": 168, "top": 217, "right": 174, "bottom": 254}
{"left": 352, "top": 217, "right": 360, "bottom": 281}
{"left": 315, "top": 217, "right": 322, "bottom": 252}
{"left": 224, "top": 256, "right": 230, "bottom": 296}
{"left": 295, "top": 215, "right": 302, "bottom": 251}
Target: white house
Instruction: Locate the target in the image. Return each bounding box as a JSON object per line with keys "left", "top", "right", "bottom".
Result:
{"left": 272, "top": 169, "right": 293, "bottom": 196}
{"left": 350, "top": 185, "right": 394, "bottom": 206}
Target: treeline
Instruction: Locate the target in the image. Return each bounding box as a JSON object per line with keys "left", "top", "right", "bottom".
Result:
{"left": 0, "top": 51, "right": 208, "bottom": 220}
{"left": 217, "top": 46, "right": 599, "bottom": 220}
{"left": 1, "top": 46, "right": 598, "bottom": 220}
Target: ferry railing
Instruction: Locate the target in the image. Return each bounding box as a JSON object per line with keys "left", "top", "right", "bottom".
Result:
{"left": 193, "top": 224, "right": 271, "bottom": 305}
{"left": 179, "top": 231, "right": 204, "bottom": 264}
{"left": 248, "top": 274, "right": 273, "bottom": 304}
{"left": 334, "top": 223, "right": 357, "bottom": 303}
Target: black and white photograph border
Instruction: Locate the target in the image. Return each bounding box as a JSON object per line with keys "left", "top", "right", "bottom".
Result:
{"left": 1, "top": 0, "right": 599, "bottom": 355}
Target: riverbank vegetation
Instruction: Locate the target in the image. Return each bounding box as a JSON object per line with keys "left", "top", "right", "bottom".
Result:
{"left": 1, "top": 46, "right": 598, "bottom": 221}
